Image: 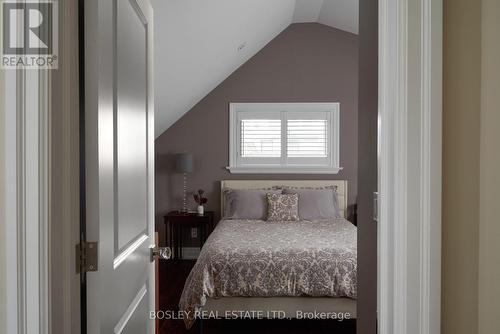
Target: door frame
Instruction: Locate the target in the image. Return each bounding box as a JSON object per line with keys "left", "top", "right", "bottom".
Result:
{"left": 1, "top": 22, "right": 52, "bottom": 334}
{"left": 378, "top": 0, "right": 442, "bottom": 333}
{"left": 1, "top": 0, "right": 443, "bottom": 333}
{"left": 1, "top": 0, "right": 80, "bottom": 333}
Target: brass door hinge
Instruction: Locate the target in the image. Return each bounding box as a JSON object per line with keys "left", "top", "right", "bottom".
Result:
{"left": 76, "top": 241, "right": 98, "bottom": 273}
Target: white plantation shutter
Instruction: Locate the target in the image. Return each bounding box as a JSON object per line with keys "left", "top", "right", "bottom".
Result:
{"left": 287, "top": 119, "right": 328, "bottom": 157}
{"left": 241, "top": 119, "right": 281, "bottom": 157}
{"left": 229, "top": 103, "right": 341, "bottom": 173}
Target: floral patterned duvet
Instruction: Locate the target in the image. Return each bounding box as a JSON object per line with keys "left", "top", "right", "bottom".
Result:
{"left": 179, "top": 218, "right": 357, "bottom": 328}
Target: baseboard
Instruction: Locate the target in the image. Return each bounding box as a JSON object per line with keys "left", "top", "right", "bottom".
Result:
{"left": 180, "top": 247, "right": 200, "bottom": 260}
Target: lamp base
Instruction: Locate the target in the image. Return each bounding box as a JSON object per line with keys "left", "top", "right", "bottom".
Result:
{"left": 182, "top": 173, "right": 188, "bottom": 213}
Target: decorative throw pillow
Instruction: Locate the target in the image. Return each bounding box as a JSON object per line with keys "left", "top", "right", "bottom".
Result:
{"left": 266, "top": 193, "right": 299, "bottom": 221}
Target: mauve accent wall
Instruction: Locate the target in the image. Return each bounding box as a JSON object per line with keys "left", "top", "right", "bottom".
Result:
{"left": 155, "top": 23, "right": 358, "bottom": 228}
{"left": 357, "top": 0, "right": 378, "bottom": 332}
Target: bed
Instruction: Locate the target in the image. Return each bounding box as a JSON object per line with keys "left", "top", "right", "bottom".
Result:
{"left": 179, "top": 180, "right": 357, "bottom": 328}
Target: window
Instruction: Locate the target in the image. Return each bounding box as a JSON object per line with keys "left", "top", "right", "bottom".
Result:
{"left": 228, "top": 103, "right": 341, "bottom": 173}
{"left": 241, "top": 119, "right": 281, "bottom": 157}
{"left": 287, "top": 119, "right": 328, "bottom": 157}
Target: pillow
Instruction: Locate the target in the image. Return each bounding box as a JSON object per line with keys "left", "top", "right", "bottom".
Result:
{"left": 266, "top": 193, "right": 299, "bottom": 222}
{"left": 282, "top": 187, "right": 341, "bottom": 220}
{"left": 223, "top": 189, "right": 282, "bottom": 220}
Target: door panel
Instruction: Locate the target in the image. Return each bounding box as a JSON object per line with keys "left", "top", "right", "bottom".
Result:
{"left": 116, "top": 0, "right": 148, "bottom": 252}
{"left": 84, "top": 0, "right": 155, "bottom": 333}
{"left": 114, "top": 284, "right": 149, "bottom": 334}
{"left": 121, "top": 295, "right": 149, "bottom": 334}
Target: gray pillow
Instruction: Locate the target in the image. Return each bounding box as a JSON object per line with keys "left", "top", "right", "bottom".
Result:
{"left": 282, "top": 188, "right": 341, "bottom": 220}
{"left": 223, "top": 189, "right": 282, "bottom": 220}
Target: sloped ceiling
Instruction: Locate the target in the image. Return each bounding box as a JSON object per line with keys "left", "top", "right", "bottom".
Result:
{"left": 293, "top": 0, "right": 359, "bottom": 35}
{"left": 152, "top": 0, "right": 358, "bottom": 137}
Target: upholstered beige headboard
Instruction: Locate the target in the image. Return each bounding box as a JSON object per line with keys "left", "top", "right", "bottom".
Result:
{"left": 220, "top": 180, "right": 348, "bottom": 218}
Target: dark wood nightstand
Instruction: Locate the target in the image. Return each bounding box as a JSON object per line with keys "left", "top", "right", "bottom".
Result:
{"left": 163, "top": 211, "right": 214, "bottom": 259}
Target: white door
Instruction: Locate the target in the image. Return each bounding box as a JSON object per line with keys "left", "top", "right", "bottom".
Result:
{"left": 84, "top": 0, "right": 156, "bottom": 333}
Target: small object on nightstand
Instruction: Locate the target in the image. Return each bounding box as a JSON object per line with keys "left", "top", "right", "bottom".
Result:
{"left": 163, "top": 211, "right": 214, "bottom": 260}
{"left": 193, "top": 189, "right": 208, "bottom": 216}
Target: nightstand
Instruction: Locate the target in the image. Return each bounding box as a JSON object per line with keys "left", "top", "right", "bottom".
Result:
{"left": 163, "top": 211, "right": 214, "bottom": 259}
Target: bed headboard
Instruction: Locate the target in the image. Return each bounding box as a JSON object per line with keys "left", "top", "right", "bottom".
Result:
{"left": 220, "top": 180, "right": 348, "bottom": 218}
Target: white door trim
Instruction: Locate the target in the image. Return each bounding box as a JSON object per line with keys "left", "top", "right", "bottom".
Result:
{"left": 1, "top": 58, "right": 51, "bottom": 334}
{"left": 378, "top": 0, "right": 442, "bottom": 333}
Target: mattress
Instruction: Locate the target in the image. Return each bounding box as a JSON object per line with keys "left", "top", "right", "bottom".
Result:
{"left": 179, "top": 218, "right": 357, "bottom": 328}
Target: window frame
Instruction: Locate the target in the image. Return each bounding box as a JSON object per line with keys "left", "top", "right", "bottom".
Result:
{"left": 228, "top": 102, "right": 342, "bottom": 174}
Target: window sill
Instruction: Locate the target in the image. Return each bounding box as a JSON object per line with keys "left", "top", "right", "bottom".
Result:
{"left": 226, "top": 166, "right": 343, "bottom": 174}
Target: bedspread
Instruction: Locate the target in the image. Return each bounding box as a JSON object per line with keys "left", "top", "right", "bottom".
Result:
{"left": 179, "top": 218, "right": 357, "bottom": 328}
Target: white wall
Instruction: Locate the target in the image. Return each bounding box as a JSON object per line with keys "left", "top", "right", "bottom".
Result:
{"left": 318, "top": 0, "right": 359, "bottom": 34}
{"left": 151, "top": 0, "right": 295, "bottom": 136}
{"left": 293, "top": 0, "right": 324, "bottom": 22}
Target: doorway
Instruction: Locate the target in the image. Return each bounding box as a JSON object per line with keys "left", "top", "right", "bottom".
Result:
{"left": 74, "top": 1, "right": 442, "bottom": 334}
{"left": 151, "top": 1, "right": 374, "bottom": 333}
